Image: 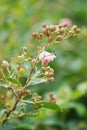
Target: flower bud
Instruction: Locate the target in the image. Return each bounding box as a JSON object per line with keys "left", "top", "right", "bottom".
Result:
{"left": 32, "top": 97, "right": 36, "bottom": 103}
{"left": 32, "top": 32, "right": 38, "bottom": 38}
{"left": 56, "top": 35, "right": 63, "bottom": 41}
{"left": 50, "top": 68, "right": 54, "bottom": 73}
{"left": 58, "top": 24, "right": 63, "bottom": 28}
{"left": 8, "top": 85, "right": 13, "bottom": 90}
{"left": 26, "top": 89, "right": 31, "bottom": 95}
{"left": 50, "top": 25, "right": 56, "bottom": 31}
{"left": 2, "top": 60, "right": 9, "bottom": 68}
{"left": 45, "top": 71, "right": 49, "bottom": 76}
{"left": 48, "top": 71, "right": 54, "bottom": 76}
{"left": 48, "top": 77, "right": 54, "bottom": 82}
{"left": 42, "top": 66, "right": 46, "bottom": 72}
{"left": 75, "top": 28, "right": 80, "bottom": 34}
{"left": 72, "top": 25, "right": 77, "bottom": 30}
{"left": 17, "top": 89, "right": 23, "bottom": 95}
{"left": 69, "top": 31, "right": 73, "bottom": 35}
{"left": 48, "top": 37, "right": 52, "bottom": 43}
{"left": 42, "top": 23, "right": 47, "bottom": 28}
{"left": 36, "top": 96, "right": 42, "bottom": 101}
{"left": 47, "top": 66, "right": 51, "bottom": 70}
{"left": 23, "top": 47, "right": 27, "bottom": 52}
{"left": 32, "top": 59, "right": 37, "bottom": 65}
{"left": 42, "top": 28, "right": 47, "bottom": 35}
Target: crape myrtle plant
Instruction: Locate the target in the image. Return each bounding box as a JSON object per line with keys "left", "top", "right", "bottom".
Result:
{"left": 0, "top": 23, "right": 80, "bottom": 126}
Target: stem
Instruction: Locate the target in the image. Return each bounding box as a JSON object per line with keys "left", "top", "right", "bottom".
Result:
{"left": 1, "top": 98, "right": 21, "bottom": 126}
{"left": 24, "top": 67, "right": 35, "bottom": 88}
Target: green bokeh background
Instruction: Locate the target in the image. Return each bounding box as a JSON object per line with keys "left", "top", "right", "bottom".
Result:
{"left": 0, "top": 0, "right": 87, "bottom": 130}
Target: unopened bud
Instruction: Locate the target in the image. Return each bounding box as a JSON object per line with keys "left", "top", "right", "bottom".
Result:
{"left": 50, "top": 25, "right": 56, "bottom": 31}
{"left": 58, "top": 24, "right": 63, "bottom": 28}
{"left": 26, "top": 89, "right": 31, "bottom": 94}
{"left": 48, "top": 77, "right": 54, "bottom": 82}
{"left": 56, "top": 35, "right": 63, "bottom": 41}
{"left": 8, "top": 85, "right": 13, "bottom": 90}
{"left": 72, "top": 25, "right": 77, "bottom": 30}
{"left": 59, "top": 28, "right": 64, "bottom": 33}
{"left": 42, "top": 23, "right": 47, "bottom": 28}
{"left": 23, "top": 47, "right": 27, "bottom": 52}
{"left": 69, "top": 31, "right": 73, "bottom": 35}
{"left": 2, "top": 60, "right": 9, "bottom": 68}
{"left": 47, "top": 66, "right": 51, "bottom": 70}
{"left": 48, "top": 37, "right": 52, "bottom": 43}
{"left": 37, "top": 96, "right": 42, "bottom": 101}
{"left": 62, "top": 23, "right": 68, "bottom": 27}
{"left": 32, "top": 97, "right": 36, "bottom": 103}
{"left": 42, "top": 66, "right": 46, "bottom": 72}
{"left": 48, "top": 72, "right": 54, "bottom": 76}
{"left": 42, "top": 28, "right": 47, "bottom": 35}
{"left": 47, "top": 30, "right": 51, "bottom": 35}
{"left": 32, "top": 59, "right": 37, "bottom": 65}
{"left": 75, "top": 28, "right": 80, "bottom": 34}
{"left": 49, "top": 94, "right": 56, "bottom": 103}
{"left": 39, "top": 33, "right": 43, "bottom": 38}
{"left": 45, "top": 71, "right": 49, "bottom": 76}
{"left": 32, "top": 32, "right": 38, "bottom": 38}
{"left": 17, "top": 89, "right": 23, "bottom": 95}
{"left": 50, "top": 68, "right": 54, "bottom": 73}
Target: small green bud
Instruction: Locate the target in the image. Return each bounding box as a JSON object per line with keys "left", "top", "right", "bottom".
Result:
{"left": 72, "top": 25, "right": 77, "bottom": 30}
{"left": 45, "top": 71, "right": 49, "bottom": 76}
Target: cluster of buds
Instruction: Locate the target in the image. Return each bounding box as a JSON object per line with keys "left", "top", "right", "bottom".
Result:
{"left": 42, "top": 66, "right": 54, "bottom": 82}
{"left": 49, "top": 93, "right": 56, "bottom": 103}
{"left": 32, "top": 23, "right": 80, "bottom": 46}
{"left": 8, "top": 84, "right": 31, "bottom": 98}
{"left": 17, "top": 89, "right": 31, "bottom": 97}
{"left": 42, "top": 24, "right": 56, "bottom": 37}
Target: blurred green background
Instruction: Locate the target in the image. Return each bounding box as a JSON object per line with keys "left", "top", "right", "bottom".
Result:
{"left": 0, "top": 0, "right": 87, "bottom": 130}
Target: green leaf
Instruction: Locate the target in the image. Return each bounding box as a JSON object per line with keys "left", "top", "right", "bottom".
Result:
{"left": 14, "top": 124, "right": 33, "bottom": 130}
{"left": 23, "top": 61, "right": 31, "bottom": 71}
{"left": 21, "top": 100, "right": 62, "bottom": 111}
{"left": 29, "top": 78, "right": 46, "bottom": 85}
{"left": 0, "top": 83, "right": 8, "bottom": 89}
{"left": 6, "top": 78, "right": 22, "bottom": 87}
{"left": 36, "top": 102, "right": 62, "bottom": 111}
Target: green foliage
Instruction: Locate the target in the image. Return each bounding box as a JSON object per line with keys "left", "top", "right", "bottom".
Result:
{"left": 0, "top": 0, "right": 87, "bottom": 130}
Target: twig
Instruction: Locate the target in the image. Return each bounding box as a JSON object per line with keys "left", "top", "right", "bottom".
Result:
{"left": 1, "top": 97, "right": 21, "bottom": 126}
{"left": 24, "top": 67, "right": 35, "bottom": 88}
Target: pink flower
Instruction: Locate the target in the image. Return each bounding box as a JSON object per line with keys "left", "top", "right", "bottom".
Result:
{"left": 39, "top": 51, "right": 56, "bottom": 65}
{"left": 59, "top": 18, "right": 73, "bottom": 27}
